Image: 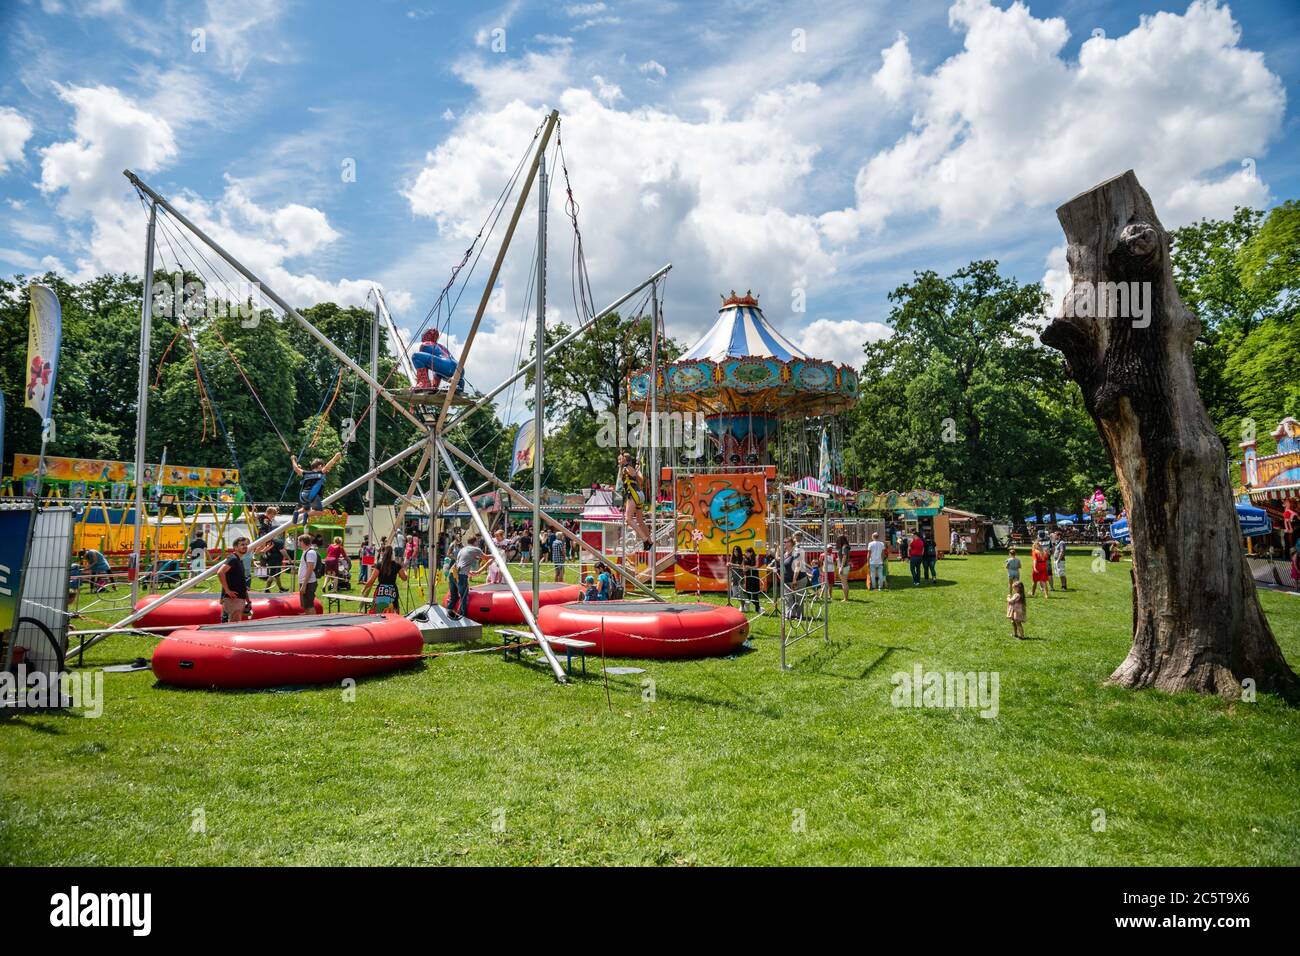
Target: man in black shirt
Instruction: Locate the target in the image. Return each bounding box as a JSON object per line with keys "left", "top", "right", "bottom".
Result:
{"left": 256, "top": 506, "right": 287, "bottom": 591}
{"left": 218, "top": 537, "right": 252, "bottom": 622}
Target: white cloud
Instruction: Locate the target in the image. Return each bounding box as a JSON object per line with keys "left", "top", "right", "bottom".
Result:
{"left": 452, "top": 50, "right": 571, "bottom": 108}
{"left": 10, "top": 219, "right": 60, "bottom": 244}
{"left": 34, "top": 82, "right": 409, "bottom": 311}
{"left": 39, "top": 84, "right": 177, "bottom": 214}
{"left": 201, "top": 0, "right": 291, "bottom": 79}
{"left": 0, "top": 246, "right": 65, "bottom": 273}
{"left": 404, "top": 80, "right": 844, "bottom": 405}
{"left": 592, "top": 75, "right": 623, "bottom": 105}
{"left": 406, "top": 0, "right": 1283, "bottom": 407}
{"left": 564, "top": 2, "right": 605, "bottom": 15}
{"left": 1037, "top": 243, "right": 1069, "bottom": 329}
{"left": 795, "top": 318, "right": 891, "bottom": 368}
{"left": 872, "top": 33, "right": 913, "bottom": 103}
{"left": 573, "top": 16, "right": 619, "bottom": 31}
{"left": 0, "top": 107, "right": 35, "bottom": 174}
{"left": 638, "top": 59, "right": 667, "bottom": 79}
{"left": 43, "top": 0, "right": 124, "bottom": 14}
{"left": 0, "top": 247, "right": 42, "bottom": 270}
{"left": 36, "top": 84, "right": 178, "bottom": 275}
{"left": 167, "top": 182, "right": 385, "bottom": 309}
{"left": 835, "top": 0, "right": 1284, "bottom": 234}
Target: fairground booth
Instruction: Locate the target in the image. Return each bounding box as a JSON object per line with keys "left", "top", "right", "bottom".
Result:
{"left": 1236, "top": 416, "right": 1300, "bottom": 590}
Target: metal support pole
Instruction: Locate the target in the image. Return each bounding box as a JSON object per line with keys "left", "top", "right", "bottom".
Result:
{"left": 778, "top": 438, "right": 787, "bottom": 671}
{"left": 532, "top": 155, "right": 546, "bottom": 616}
{"left": 386, "top": 445, "right": 432, "bottom": 557}
{"left": 428, "top": 427, "right": 437, "bottom": 605}
{"left": 372, "top": 288, "right": 417, "bottom": 384}
{"left": 823, "top": 503, "right": 830, "bottom": 645}
{"left": 435, "top": 438, "right": 567, "bottom": 683}
{"left": 130, "top": 200, "right": 158, "bottom": 606}
{"left": 375, "top": 477, "right": 425, "bottom": 510}
{"left": 435, "top": 109, "right": 560, "bottom": 432}
{"left": 368, "top": 298, "right": 379, "bottom": 545}
{"left": 649, "top": 280, "right": 659, "bottom": 594}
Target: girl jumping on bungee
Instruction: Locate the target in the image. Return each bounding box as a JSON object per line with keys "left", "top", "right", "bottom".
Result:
{"left": 616, "top": 450, "right": 652, "bottom": 551}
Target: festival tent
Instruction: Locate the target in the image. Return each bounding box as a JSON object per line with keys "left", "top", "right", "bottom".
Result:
{"left": 1024, "top": 513, "right": 1080, "bottom": 523}
{"left": 1111, "top": 503, "right": 1270, "bottom": 544}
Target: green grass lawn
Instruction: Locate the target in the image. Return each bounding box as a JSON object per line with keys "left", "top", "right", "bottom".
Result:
{"left": 3, "top": 551, "right": 1299, "bottom": 866}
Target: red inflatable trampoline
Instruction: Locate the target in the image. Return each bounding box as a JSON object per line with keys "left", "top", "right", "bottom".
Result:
{"left": 444, "top": 581, "right": 585, "bottom": 625}
{"left": 536, "top": 600, "right": 748, "bottom": 658}
{"left": 152, "top": 613, "right": 424, "bottom": 689}
{"left": 133, "top": 591, "right": 321, "bottom": 628}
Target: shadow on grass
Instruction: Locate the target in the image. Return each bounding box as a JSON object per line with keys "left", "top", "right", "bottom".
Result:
{"left": 796, "top": 640, "right": 917, "bottom": 681}
{"left": 521, "top": 654, "right": 785, "bottom": 719}
{"left": 0, "top": 711, "right": 74, "bottom": 732}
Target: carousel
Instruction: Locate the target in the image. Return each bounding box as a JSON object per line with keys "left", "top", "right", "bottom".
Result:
{"left": 627, "top": 290, "right": 858, "bottom": 592}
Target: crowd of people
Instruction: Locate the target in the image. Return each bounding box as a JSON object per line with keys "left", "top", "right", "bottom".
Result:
{"left": 718, "top": 526, "right": 957, "bottom": 621}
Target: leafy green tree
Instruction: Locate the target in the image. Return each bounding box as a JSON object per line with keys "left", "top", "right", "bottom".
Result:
{"left": 845, "top": 260, "right": 1112, "bottom": 519}
{"left": 1238, "top": 199, "right": 1299, "bottom": 323}
{"left": 1224, "top": 318, "right": 1300, "bottom": 450}
{"left": 1172, "top": 202, "right": 1300, "bottom": 451}
{"left": 0, "top": 272, "right": 145, "bottom": 465}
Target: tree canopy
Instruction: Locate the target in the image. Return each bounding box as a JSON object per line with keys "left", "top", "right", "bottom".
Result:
{"left": 844, "top": 260, "right": 1113, "bottom": 519}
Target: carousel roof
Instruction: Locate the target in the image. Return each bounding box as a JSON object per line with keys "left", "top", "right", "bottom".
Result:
{"left": 679, "top": 291, "right": 808, "bottom": 363}
{"left": 626, "top": 288, "right": 859, "bottom": 417}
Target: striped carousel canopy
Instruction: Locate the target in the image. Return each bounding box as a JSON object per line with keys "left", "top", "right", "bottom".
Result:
{"left": 679, "top": 291, "right": 807, "bottom": 362}
{"left": 626, "top": 288, "right": 859, "bottom": 418}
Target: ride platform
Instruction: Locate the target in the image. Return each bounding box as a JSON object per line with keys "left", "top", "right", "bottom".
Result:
{"left": 405, "top": 603, "right": 483, "bottom": 644}
{"left": 390, "top": 388, "right": 481, "bottom": 408}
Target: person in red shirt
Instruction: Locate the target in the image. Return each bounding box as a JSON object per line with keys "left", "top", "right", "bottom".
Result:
{"left": 1030, "top": 542, "right": 1051, "bottom": 598}
{"left": 908, "top": 532, "right": 924, "bottom": 586}
{"left": 326, "top": 536, "right": 346, "bottom": 592}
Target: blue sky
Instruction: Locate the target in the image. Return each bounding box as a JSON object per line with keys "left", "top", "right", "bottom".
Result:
{"left": 1, "top": 0, "right": 1297, "bottom": 393}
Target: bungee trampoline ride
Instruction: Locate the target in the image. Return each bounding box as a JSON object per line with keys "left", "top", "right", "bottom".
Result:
{"left": 61, "top": 107, "right": 835, "bottom": 691}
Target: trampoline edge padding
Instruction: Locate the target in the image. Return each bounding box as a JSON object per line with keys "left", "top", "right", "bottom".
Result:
{"left": 536, "top": 601, "right": 748, "bottom": 659}
{"left": 152, "top": 613, "right": 423, "bottom": 689}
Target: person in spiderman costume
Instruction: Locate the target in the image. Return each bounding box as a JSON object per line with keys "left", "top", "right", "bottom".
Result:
{"left": 411, "top": 328, "right": 463, "bottom": 392}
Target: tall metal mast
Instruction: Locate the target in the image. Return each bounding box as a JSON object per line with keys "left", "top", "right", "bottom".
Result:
{"left": 649, "top": 280, "right": 660, "bottom": 591}
{"left": 532, "top": 155, "right": 547, "bottom": 615}
{"left": 129, "top": 200, "right": 158, "bottom": 606}
{"left": 368, "top": 297, "right": 379, "bottom": 545}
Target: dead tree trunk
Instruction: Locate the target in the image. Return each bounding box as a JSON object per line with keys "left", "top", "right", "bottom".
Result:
{"left": 1041, "top": 170, "right": 1298, "bottom": 700}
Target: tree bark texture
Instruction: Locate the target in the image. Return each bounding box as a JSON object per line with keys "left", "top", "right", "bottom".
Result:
{"left": 1041, "top": 170, "right": 1297, "bottom": 700}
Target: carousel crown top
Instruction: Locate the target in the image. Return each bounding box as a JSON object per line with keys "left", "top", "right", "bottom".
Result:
{"left": 680, "top": 289, "right": 807, "bottom": 364}
{"left": 721, "top": 289, "right": 760, "bottom": 308}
